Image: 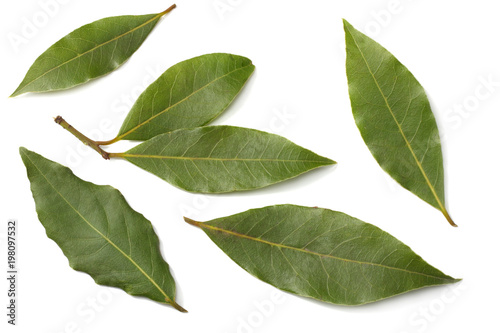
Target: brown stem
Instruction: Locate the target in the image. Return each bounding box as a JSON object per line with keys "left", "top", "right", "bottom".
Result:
{"left": 54, "top": 116, "right": 110, "bottom": 160}
{"left": 442, "top": 210, "right": 457, "bottom": 228}
{"left": 161, "top": 4, "right": 176, "bottom": 15}
{"left": 183, "top": 217, "right": 201, "bottom": 227}
{"left": 168, "top": 298, "right": 188, "bottom": 313}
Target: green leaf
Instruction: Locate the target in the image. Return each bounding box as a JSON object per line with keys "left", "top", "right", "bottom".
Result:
{"left": 19, "top": 147, "right": 186, "bottom": 312}
{"left": 343, "top": 20, "right": 455, "bottom": 226}
{"left": 11, "top": 6, "right": 175, "bottom": 97}
{"left": 112, "top": 53, "right": 255, "bottom": 142}
{"left": 185, "top": 205, "right": 459, "bottom": 306}
{"left": 113, "top": 126, "right": 335, "bottom": 193}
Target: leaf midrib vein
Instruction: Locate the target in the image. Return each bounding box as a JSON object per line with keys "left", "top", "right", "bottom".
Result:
{"left": 24, "top": 152, "right": 173, "bottom": 304}
{"left": 346, "top": 26, "right": 446, "bottom": 214}
{"left": 119, "top": 153, "right": 329, "bottom": 164}
{"left": 198, "top": 222, "right": 453, "bottom": 281}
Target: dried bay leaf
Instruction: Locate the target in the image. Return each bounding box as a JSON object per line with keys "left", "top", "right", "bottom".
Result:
{"left": 11, "top": 5, "right": 176, "bottom": 97}
{"left": 185, "top": 205, "right": 459, "bottom": 306}
{"left": 107, "top": 53, "right": 255, "bottom": 142}
{"left": 343, "top": 20, "right": 455, "bottom": 226}
{"left": 20, "top": 147, "right": 186, "bottom": 312}
{"left": 111, "top": 126, "right": 335, "bottom": 193}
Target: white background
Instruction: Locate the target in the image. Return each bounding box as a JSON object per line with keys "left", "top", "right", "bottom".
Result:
{"left": 1, "top": 0, "right": 498, "bottom": 332}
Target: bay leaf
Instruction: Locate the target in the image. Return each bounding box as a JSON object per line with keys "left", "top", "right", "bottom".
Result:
{"left": 20, "top": 147, "right": 186, "bottom": 312}
{"left": 185, "top": 205, "right": 459, "bottom": 306}
{"left": 11, "top": 5, "right": 176, "bottom": 97}
{"left": 111, "top": 126, "right": 335, "bottom": 193}
{"left": 343, "top": 20, "right": 455, "bottom": 226}
{"left": 108, "top": 53, "right": 255, "bottom": 142}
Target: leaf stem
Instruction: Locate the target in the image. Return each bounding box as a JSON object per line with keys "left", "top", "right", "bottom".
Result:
{"left": 442, "top": 209, "right": 457, "bottom": 228}
{"left": 184, "top": 217, "right": 201, "bottom": 227}
{"left": 107, "top": 152, "right": 124, "bottom": 159}
{"left": 54, "top": 116, "right": 110, "bottom": 160}
{"left": 95, "top": 137, "right": 120, "bottom": 146}
{"left": 161, "top": 4, "right": 177, "bottom": 16}
{"left": 169, "top": 299, "right": 188, "bottom": 313}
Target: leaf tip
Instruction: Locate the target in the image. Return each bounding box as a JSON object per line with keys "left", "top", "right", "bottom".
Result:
{"left": 9, "top": 90, "right": 20, "bottom": 98}
{"left": 19, "top": 147, "right": 34, "bottom": 171}
{"left": 10, "top": 81, "right": 27, "bottom": 97}
{"left": 315, "top": 155, "right": 336, "bottom": 167}
{"left": 325, "top": 158, "right": 337, "bottom": 166}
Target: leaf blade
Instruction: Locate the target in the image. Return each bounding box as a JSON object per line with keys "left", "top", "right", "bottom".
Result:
{"left": 343, "top": 20, "right": 454, "bottom": 226}
{"left": 115, "top": 53, "right": 255, "bottom": 141}
{"left": 20, "top": 147, "right": 185, "bottom": 311}
{"left": 117, "top": 126, "right": 335, "bottom": 193}
{"left": 11, "top": 7, "right": 174, "bottom": 97}
{"left": 186, "top": 205, "right": 459, "bottom": 306}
